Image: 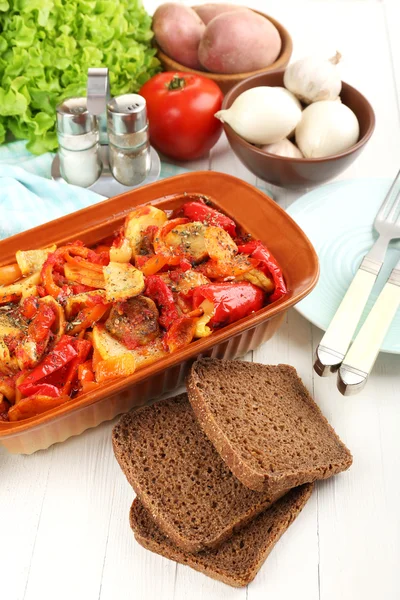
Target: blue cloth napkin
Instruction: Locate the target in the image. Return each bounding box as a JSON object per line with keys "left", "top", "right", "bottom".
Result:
{"left": 0, "top": 141, "right": 191, "bottom": 240}
{"left": 0, "top": 140, "right": 274, "bottom": 240}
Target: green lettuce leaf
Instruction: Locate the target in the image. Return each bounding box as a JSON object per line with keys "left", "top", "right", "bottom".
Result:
{"left": 0, "top": 0, "right": 160, "bottom": 154}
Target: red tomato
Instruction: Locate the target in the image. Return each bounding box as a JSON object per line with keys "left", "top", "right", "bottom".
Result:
{"left": 139, "top": 72, "right": 223, "bottom": 161}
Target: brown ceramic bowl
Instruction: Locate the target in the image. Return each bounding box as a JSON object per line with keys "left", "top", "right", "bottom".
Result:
{"left": 0, "top": 172, "right": 318, "bottom": 454}
{"left": 155, "top": 9, "right": 292, "bottom": 95}
{"left": 222, "top": 70, "right": 376, "bottom": 190}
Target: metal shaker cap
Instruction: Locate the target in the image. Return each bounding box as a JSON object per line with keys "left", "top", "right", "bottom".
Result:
{"left": 107, "top": 94, "right": 147, "bottom": 135}
{"left": 56, "top": 97, "right": 96, "bottom": 135}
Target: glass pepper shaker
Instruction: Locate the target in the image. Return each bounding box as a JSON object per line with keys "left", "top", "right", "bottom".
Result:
{"left": 56, "top": 97, "right": 102, "bottom": 188}
{"left": 107, "top": 94, "right": 151, "bottom": 187}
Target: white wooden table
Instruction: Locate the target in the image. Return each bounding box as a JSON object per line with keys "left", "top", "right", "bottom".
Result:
{"left": 2, "top": 1, "right": 400, "bottom": 599}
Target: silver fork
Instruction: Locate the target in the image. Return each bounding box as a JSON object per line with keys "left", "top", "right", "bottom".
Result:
{"left": 314, "top": 168, "right": 400, "bottom": 376}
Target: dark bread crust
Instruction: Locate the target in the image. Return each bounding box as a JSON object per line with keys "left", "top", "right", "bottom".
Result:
{"left": 112, "top": 393, "right": 286, "bottom": 554}
{"left": 187, "top": 359, "right": 353, "bottom": 493}
{"left": 130, "top": 484, "right": 314, "bottom": 587}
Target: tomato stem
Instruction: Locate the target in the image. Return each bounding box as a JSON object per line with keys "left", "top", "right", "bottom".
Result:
{"left": 167, "top": 75, "right": 186, "bottom": 91}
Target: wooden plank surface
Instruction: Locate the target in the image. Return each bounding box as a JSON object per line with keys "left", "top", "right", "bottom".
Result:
{"left": 1, "top": 2, "right": 400, "bottom": 600}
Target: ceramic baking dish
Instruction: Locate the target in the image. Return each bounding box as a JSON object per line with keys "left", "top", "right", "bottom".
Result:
{"left": 0, "top": 171, "right": 319, "bottom": 454}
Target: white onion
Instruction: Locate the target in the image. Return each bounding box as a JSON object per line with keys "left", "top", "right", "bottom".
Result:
{"left": 284, "top": 53, "right": 342, "bottom": 104}
{"left": 215, "top": 86, "right": 302, "bottom": 145}
{"left": 260, "top": 139, "right": 303, "bottom": 158}
{"left": 295, "top": 101, "right": 360, "bottom": 158}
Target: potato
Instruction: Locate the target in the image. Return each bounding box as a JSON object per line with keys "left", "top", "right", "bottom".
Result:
{"left": 194, "top": 3, "right": 244, "bottom": 25}
{"left": 0, "top": 271, "right": 41, "bottom": 303}
{"left": 125, "top": 205, "right": 167, "bottom": 256}
{"left": 109, "top": 237, "right": 132, "bottom": 263}
{"left": 204, "top": 226, "right": 237, "bottom": 264}
{"left": 103, "top": 262, "right": 145, "bottom": 302}
{"left": 152, "top": 3, "right": 205, "bottom": 70}
{"left": 164, "top": 221, "right": 208, "bottom": 263}
{"left": 0, "top": 313, "right": 24, "bottom": 339}
{"left": 198, "top": 10, "right": 282, "bottom": 74}
{"left": 92, "top": 324, "right": 130, "bottom": 360}
{"left": 16, "top": 245, "right": 56, "bottom": 276}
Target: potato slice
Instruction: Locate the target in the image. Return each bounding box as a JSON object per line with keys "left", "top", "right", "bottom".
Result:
{"left": 168, "top": 269, "right": 210, "bottom": 295}
{"left": 0, "top": 312, "right": 25, "bottom": 339}
{"left": 16, "top": 245, "right": 56, "bottom": 276}
{"left": 193, "top": 299, "right": 214, "bottom": 338}
{"left": 103, "top": 262, "right": 145, "bottom": 302}
{"left": 16, "top": 338, "right": 41, "bottom": 371}
{"left": 110, "top": 237, "right": 132, "bottom": 263}
{"left": 0, "top": 272, "right": 41, "bottom": 303}
{"left": 125, "top": 206, "right": 167, "bottom": 255}
{"left": 241, "top": 269, "right": 274, "bottom": 293}
{"left": 21, "top": 285, "right": 38, "bottom": 299}
{"left": 92, "top": 324, "right": 165, "bottom": 371}
{"left": 204, "top": 226, "right": 237, "bottom": 263}
{"left": 130, "top": 338, "right": 167, "bottom": 370}
{"left": 164, "top": 221, "right": 208, "bottom": 263}
{"left": 0, "top": 339, "right": 19, "bottom": 375}
{"left": 92, "top": 324, "right": 130, "bottom": 360}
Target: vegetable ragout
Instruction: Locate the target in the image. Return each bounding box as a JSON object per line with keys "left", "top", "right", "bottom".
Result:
{"left": 0, "top": 198, "right": 287, "bottom": 422}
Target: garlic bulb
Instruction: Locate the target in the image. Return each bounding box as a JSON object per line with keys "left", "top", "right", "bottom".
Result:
{"left": 284, "top": 53, "right": 342, "bottom": 104}
{"left": 215, "top": 86, "right": 302, "bottom": 145}
{"left": 295, "top": 101, "right": 359, "bottom": 158}
{"left": 260, "top": 139, "right": 303, "bottom": 158}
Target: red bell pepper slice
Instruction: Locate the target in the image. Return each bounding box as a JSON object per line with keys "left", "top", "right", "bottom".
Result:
{"left": 41, "top": 242, "right": 101, "bottom": 299}
{"left": 182, "top": 200, "right": 236, "bottom": 238}
{"left": 66, "top": 304, "right": 110, "bottom": 336}
{"left": 20, "top": 296, "right": 39, "bottom": 320}
{"left": 18, "top": 335, "right": 78, "bottom": 396}
{"left": 135, "top": 254, "right": 169, "bottom": 276}
{"left": 21, "top": 383, "right": 61, "bottom": 398}
{"left": 39, "top": 364, "right": 70, "bottom": 388}
{"left": 0, "top": 294, "right": 19, "bottom": 305}
{"left": 192, "top": 282, "right": 264, "bottom": 327}
{"left": 62, "top": 338, "right": 92, "bottom": 395}
{"left": 145, "top": 275, "right": 180, "bottom": 330}
{"left": 164, "top": 316, "right": 196, "bottom": 352}
{"left": 78, "top": 360, "right": 95, "bottom": 384}
{"left": 179, "top": 258, "right": 192, "bottom": 272}
{"left": 86, "top": 249, "right": 109, "bottom": 266}
{"left": 237, "top": 240, "right": 287, "bottom": 303}
{"left": 28, "top": 303, "right": 56, "bottom": 343}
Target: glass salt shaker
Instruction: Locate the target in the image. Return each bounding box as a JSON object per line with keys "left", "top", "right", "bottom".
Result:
{"left": 107, "top": 94, "right": 151, "bottom": 187}
{"left": 56, "top": 97, "right": 102, "bottom": 188}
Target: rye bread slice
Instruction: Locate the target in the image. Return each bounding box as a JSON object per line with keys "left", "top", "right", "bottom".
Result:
{"left": 187, "top": 359, "right": 353, "bottom": 493}
{"left": 130, "top": 483, "right": 313, "bottom": 588}
{"left": 112, "top": 394, "right": 285, "bottom": 554}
